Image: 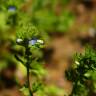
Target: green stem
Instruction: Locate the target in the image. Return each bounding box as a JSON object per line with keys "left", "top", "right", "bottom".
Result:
{"left": 27, "top": 61, "right": 33, "bottom": 96}
{"left": 25, "top": 45, "right": 33, "bottom": 96}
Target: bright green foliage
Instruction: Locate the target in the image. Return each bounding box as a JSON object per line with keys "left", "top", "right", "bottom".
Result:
{"left": 32, "top": 10, "right": 57, "bottom": 32}
{"left": 31, "top": 0, "right": 75, "bottom": 33}
{"left": 35, "top": 85, "right": 67, "bottom": 96}
{"left": 0, "top": 12, "right": 8, "bottom": 30}
{"left": 16, "top": 23, "right": 39, "bottom": 40}
{"left": 66, "top": 47, "right": 96, "bottom": 96}
{"left": 57, "top": 11, "right": 74, "bottom": 32}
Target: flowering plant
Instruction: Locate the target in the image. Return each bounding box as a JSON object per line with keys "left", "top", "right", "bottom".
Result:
{"left": 66, "top": 46, "right": 96, "bottom": 96}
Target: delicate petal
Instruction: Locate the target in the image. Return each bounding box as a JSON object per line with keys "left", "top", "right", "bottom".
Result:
{"left": 75, "top": 61, "right": 80, "bottom": 65}
{"left": 16, "top": 38, "right": 23, "bottom": 43}
{"left": 29, "top": 39, "right": 37, "bottom": 45}
{"left": 8, "top": 6, "right": 16, "bottom": 12}
{"left": 37, "top": 39, "right": 44, "bottom": 44}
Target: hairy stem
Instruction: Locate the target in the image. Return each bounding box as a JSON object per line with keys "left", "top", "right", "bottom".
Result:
{"left": 27, "top": 61, "right": 33, "bottom": 96}
{"left": 25, "top": 45, "right": 33, "bottom": 96}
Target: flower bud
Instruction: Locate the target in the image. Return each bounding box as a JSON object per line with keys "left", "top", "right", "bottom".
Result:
{"left": 16, "top": 38, "right": 23, "bottom": 43}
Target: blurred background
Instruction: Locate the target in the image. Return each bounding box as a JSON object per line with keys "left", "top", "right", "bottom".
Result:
{"left": 0, "top": 0, "right": 96, "bottom": 96}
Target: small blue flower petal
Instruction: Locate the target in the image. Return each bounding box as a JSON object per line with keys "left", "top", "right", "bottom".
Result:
{"left": 29, "top": 39, "right": 37, "bottom": 45}
{"left": 8, "top": 6, "right": 16, "bottom": 12}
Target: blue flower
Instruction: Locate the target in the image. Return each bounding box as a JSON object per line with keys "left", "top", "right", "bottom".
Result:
{"left": 29, "top": 39, "right": 37, "bottom": 45}
{"left": 29, "top": 39, "right": 44, "bottom": 45}
{"left": 8, "top": 6, "right": 16, "bottom": 12}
